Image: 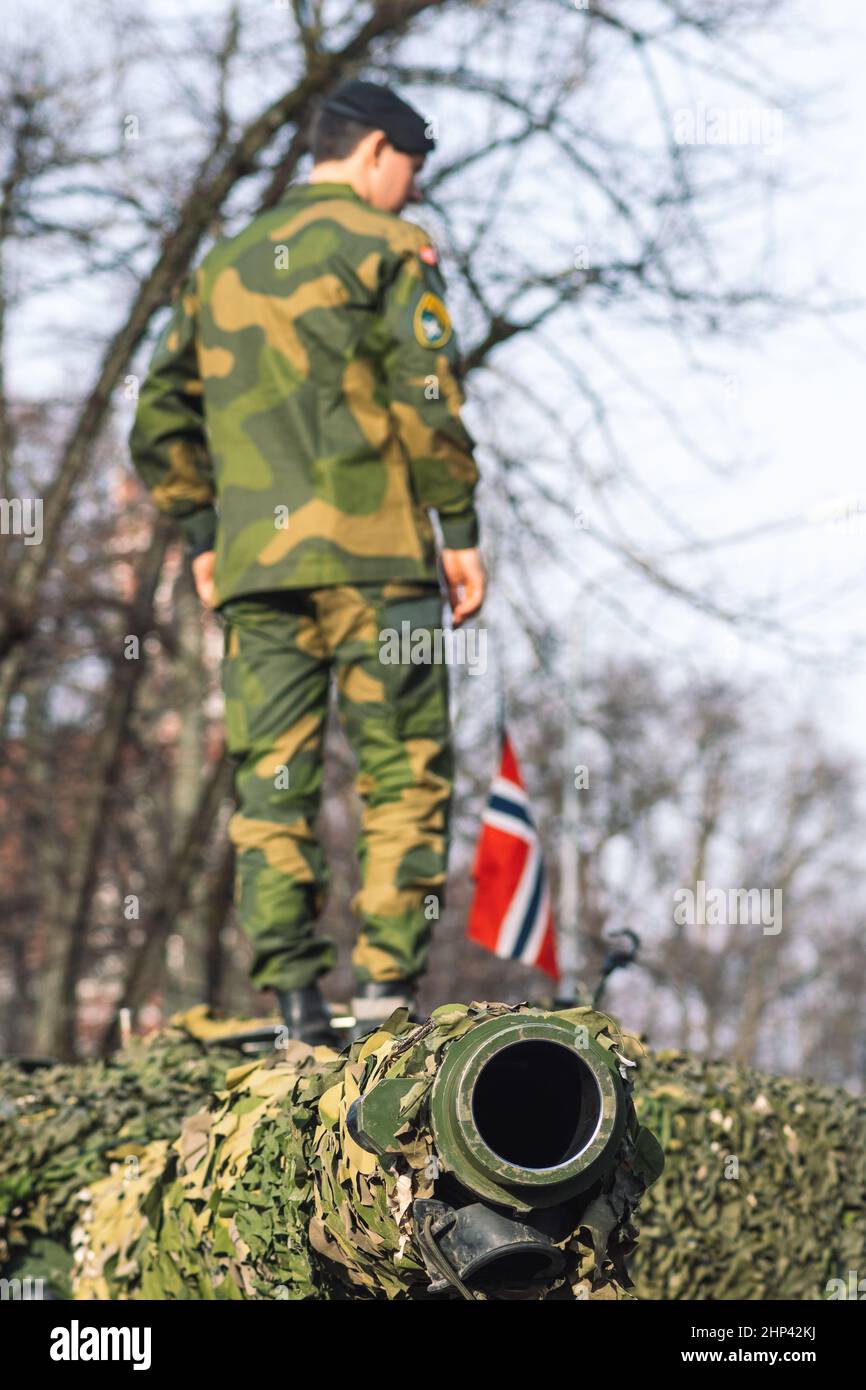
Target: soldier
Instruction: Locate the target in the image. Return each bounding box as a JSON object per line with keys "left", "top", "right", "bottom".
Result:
{"left": 129, "top": 80, "right": 484, "bottom": 1046}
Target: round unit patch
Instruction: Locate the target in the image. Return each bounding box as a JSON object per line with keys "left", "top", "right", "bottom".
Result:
{"left": 413, "top": 291, "right": 452, "bottom": 349}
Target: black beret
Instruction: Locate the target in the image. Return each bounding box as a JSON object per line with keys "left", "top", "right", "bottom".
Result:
{"left": 320, "top": 79, "right": 435, "bottom": 155}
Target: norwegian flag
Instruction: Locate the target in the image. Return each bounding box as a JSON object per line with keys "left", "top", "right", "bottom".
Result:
{"left": 466, "top": 732, "right": 559, "bottom": 979}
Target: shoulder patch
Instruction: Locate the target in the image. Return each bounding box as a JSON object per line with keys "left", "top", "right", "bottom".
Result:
{"left": 419, "top": 244, "right": 439, "bottom": 267}
{"left": 413, "top": 291, "right": 452, "bottom": 349}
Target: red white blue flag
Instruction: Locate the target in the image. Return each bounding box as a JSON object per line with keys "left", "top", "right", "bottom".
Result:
{"left": 466, "top": 732, "right": 559, "bottom": 979}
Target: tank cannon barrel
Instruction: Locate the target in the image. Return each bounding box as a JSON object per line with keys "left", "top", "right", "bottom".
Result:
{"left": 344, "top": 1007, "right": 650, "bottom": 1296}
{"left": 1, "top": 1002, "right": 663, "bottom": 1301}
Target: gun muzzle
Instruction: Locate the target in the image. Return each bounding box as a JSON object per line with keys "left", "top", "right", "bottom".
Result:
{"left": 347, "top": 1008, "right": 634, "bottom": 1295}
{"left": 428, "top": 1012, "right": 627, "bottom": 1211}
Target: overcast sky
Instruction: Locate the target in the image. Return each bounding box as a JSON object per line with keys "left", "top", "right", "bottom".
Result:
{"left": 573, "top": 0, "right": 866, "bottom": 749}
{"left": 467, "top": 0, "right": 866, "bottom": 760}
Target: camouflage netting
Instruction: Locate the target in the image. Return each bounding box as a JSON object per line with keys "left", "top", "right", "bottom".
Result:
{"left": 0, "top": 1002, "right": 660, "bottom": 1301}
{"left": 5, "top": 1011, "right": 865, "bottom": 1302}
{"left": 0, "top": 1006, "right": 265, "bottom": 1297}
{"left": 630, "top": 1049, "right": 866, "bottom": 1301}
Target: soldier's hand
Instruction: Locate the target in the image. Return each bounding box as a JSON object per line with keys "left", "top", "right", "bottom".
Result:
{"left": 441, "top": 547, "right": 485, "bottom": 627}
{"left": 191, "top": 550, "right": 216, "bottom": 608}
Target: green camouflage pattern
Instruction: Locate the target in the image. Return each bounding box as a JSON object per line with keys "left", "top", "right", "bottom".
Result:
{"left": 129, "top": 182, "right": 480, "bottom": 606}
{"left": 219, "top": 580, "right": 452, "bottom": 990}
{"left": 0, "top": 1006, "right": 251, "bottom": 1298}
{"left": 631, "top": 1048, "right": 866, "bottom": 1300}
{"left": 7, "top": 1011, "right": 865, "bottom": 1301}
{"left": 62, "top": 1002, "right": 659, "bottom": 1301}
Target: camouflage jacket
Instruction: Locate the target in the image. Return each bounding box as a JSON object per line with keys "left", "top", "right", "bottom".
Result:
{"left": 129, "top": 182, "right": 480, "bottom": 607}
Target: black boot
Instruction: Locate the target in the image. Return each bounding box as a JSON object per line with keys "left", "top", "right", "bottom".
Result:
{"left": 274, "top": 982, "right": 339, "bottom": 1048}
{"left": 347, "top": 979, "right": 418, "bottom": 1045}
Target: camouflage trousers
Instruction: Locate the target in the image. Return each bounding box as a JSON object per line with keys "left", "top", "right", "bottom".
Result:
{"left": 219, "top": 581, "right": 453, "bottom": 993}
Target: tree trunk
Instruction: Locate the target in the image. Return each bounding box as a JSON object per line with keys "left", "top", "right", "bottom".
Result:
{"left": 203, "top": 839, "right": 235, "bottom": 1010}
{"left": 98, "top": 749, "right": 233, "bottom": 1054}
{"left": 33, "top": 525, "right": 171, "bottom": 1058}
